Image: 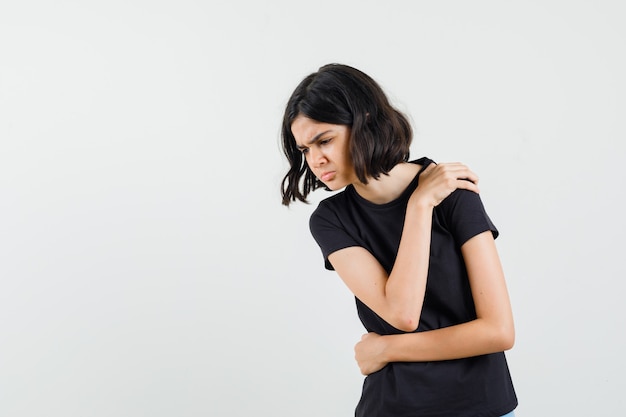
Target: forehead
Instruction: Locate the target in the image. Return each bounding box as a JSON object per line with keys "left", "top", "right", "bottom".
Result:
{"left": 291, "top": 115, "right": 324, "bottom": 138}
{"left": 291, "top": 115, "right": 344, "bottom": 146}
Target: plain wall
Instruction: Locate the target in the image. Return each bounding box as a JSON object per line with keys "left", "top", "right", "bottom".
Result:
{"left": 1, "top": 1, "right": 624, "bottom": 415}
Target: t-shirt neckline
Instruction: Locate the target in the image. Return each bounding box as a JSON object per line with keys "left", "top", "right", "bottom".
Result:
{"left": 346, "top": 157, "right": 434, "bottom": 209}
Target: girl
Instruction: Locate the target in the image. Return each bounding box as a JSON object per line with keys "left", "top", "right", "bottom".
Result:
{"left": 280, "top": 63, "right": 517, "bottom": 417}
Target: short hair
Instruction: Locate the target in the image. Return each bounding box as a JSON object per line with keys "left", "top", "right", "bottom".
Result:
{"left": 280, "top": 63, "right": 412, "bottom": 206}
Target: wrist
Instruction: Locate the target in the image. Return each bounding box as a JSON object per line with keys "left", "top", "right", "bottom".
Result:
{"left": 380, "top": 334, "right": 395, "bottom": 363}
{"left": 408, "top": 194, "right": 435, "bottom": 211}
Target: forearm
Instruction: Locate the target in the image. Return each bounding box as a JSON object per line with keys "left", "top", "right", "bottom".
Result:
{"left": 382, "top": 318, "right": 515, "bottom": 362}
{"left": 384, "top": 232, "right": 515, "bottom": 362}
{"left": 383, "top": 200, "right": 434, "bottom": 331}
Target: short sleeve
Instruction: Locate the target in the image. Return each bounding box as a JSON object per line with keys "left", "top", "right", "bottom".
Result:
{"left": 309, "top": 201, "right": 359, "bottom": 270}
{"left": 438, "top": 189, "right": 499, "bottom": 247}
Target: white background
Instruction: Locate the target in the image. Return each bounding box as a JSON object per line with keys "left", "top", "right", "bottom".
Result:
{"left": 1, "top": 1, "right": 624, "bottom": 416}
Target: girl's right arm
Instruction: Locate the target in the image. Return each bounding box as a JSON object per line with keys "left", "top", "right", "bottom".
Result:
{"left": 328, "top": 163, "right": 479, "bottom": 332}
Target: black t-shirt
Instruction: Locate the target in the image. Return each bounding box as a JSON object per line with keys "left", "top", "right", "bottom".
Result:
{"left": 309, "top": 157, "right": 517, "bottom": 417}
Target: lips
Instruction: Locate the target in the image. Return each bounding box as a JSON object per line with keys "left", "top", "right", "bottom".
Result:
{"left": 320, "top": 171, "right": 335, "bottom": 182}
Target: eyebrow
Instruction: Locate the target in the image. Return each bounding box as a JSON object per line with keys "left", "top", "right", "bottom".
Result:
{"left": 296, "top": 130, "right": 332, "bottom": 150}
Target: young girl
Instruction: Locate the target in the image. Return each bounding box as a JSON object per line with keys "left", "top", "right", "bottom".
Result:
{"left": 280, "top": 63, "right": 517, "bottom": 417}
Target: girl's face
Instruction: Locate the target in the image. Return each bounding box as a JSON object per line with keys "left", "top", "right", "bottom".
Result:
{"left": 291, "top": 115, "right": 357, "bottom": 191}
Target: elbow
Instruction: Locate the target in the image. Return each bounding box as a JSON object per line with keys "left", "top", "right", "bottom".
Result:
{"left": 391, "top": 312, "right": 421, "bottom": 333}
{"left": 494, "top": 322, "right": 515, "bottom": 351}
{"left": 504, "top": 326, "right": 516, "bottom": 350}
{"left": 396, "top": 321, "right": 419, "bottom": 333}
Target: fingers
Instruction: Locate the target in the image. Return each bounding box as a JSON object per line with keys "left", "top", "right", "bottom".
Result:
{"left": 421, "top": 162, "right": 480, "bottom": 189}
{"left": 433, "top": 162, "right": 479, "bottom": 183}
{"left": 412, "top": 161, "right": 480, "bottom": 206}
{"left": 457, "top": 177, "right": 480, "bottom": 193}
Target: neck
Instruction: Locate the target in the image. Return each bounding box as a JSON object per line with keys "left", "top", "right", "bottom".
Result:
{"left": 353, "top": 162, "right": 421, "bottom": 205}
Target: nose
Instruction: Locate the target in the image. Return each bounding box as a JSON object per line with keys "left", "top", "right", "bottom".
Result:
{"left": 307, "top": 147, "right": 327, "bottom": 167}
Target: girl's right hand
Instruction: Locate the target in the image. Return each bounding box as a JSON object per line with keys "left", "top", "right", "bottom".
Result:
{"left": 411, "top": 162, "right": 480, "bottom": 207}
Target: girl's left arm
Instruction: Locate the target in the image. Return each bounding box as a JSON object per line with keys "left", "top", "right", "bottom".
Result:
{"left": 354, "top": 230, "right": 515, "bottom": 375}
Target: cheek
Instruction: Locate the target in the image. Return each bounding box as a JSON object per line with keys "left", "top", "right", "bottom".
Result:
{"left": 341, "top": 148, "right": 353, "bottom": 168}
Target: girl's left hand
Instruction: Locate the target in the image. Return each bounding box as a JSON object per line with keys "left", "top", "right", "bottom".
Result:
{"left": 354, "top": 332, "right": 388, "bottom": 375}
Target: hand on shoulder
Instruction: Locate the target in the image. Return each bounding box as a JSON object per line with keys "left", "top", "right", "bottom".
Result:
{"left": 410, "top": 162, "right": 480, "bottom": 208}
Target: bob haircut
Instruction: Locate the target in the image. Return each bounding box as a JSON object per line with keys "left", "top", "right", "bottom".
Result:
{"left": 280, "top": 63, "right": 413, "bottom": 206}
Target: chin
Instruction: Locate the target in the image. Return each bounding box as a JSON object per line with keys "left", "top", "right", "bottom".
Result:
{"left": 324, "top": 181, "right": 346, "bottom": 191}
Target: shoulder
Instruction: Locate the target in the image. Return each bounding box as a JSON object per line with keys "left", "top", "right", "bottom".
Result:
{"left": 309, "top": 190, "right": 349, "bottom": 232}
{"left": 439, "top": 187, "right": 484, "bottom": 212}
{"left": 308, "top": 190, "right": 362, "bottom": 268}
{"left": 437, "top": 188, "right": 499, "bottom": 244}
{"left": 409, "top": 156, "right": 434, "bottom": 169}
{"left": 410, "top": 156, "right": 434, "bottom": 164}
{"left": 310, "top": 187, "right": 353, "bottom": 218}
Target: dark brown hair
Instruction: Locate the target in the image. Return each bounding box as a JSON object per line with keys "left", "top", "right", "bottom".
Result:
{"left": 280, "top": 63, "right": 412, "bottom": 206}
